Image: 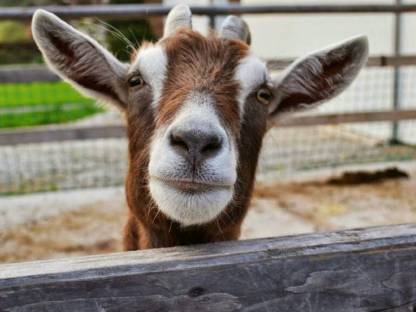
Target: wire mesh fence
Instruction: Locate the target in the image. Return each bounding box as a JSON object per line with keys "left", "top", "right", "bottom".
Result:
{"left": 1, "top": 64, "right": 416, "bottom": 194}
{"left": 0, "top": 138, "right": 126, "bottom": 194}
{"left": 258, "top": 64, "right": 416, "bottom": 180}
{"left": 1, "top": 3, "right": 416, "bottom": 195}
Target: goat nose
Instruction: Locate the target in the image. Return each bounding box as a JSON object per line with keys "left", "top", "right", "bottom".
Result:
{"left": 169, "top": 128, "right": 223, "bottom": 164}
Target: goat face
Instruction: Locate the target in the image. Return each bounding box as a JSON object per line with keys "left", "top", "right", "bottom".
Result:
{"left": 145, "top": 30, "right": 260, "bottom": 225}
{"left": 32, "top": 5, "right": 368, "bottom": 227}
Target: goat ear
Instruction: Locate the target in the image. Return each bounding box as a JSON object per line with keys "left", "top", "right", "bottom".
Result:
{"left": 269, "top": 35, "right": 368, "bottom": 118}
{"left": 32, "top": 9, "right": 128, "bottom": 110}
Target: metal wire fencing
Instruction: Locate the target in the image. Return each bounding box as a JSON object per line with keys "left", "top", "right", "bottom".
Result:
{"left": 1, "top": 3, "right": 416, "bottom": 195}
{"left": 1, "top": 64, "right": 416, "bottom": 194}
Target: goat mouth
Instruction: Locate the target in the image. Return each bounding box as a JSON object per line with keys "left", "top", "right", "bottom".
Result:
{"left": 151, "top": 177, "right": 231, "bottom": 193}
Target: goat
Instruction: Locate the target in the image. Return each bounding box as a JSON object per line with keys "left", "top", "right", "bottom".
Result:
{"left": 32, "top": 5, "right": 368, "bottom": 249}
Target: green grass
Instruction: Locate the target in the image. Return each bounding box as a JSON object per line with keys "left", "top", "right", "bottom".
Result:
{"left": 0, "top": 81, "right": 103, "bottom": 128}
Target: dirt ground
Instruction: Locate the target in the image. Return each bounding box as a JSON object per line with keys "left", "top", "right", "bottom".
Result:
{"left": 1, "top": 164, "right": 416, "bottom": 264}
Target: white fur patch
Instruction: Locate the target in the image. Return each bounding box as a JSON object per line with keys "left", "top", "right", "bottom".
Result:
{"left": 131, "top": 45, "right": 167, "bottom": 108}
{"left": 149, "top": 180, "right": 233, "bottom": 226}
{"left": 234, "top": 54, "right": 268, "bottom": 118}
{"left": 148, "top": 92, "right": 237, "bottom": 225}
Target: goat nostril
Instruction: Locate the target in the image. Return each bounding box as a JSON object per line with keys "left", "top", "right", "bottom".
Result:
{"left": 170, "top": 132, "right": 189, "bottom": 151}
{"left": 201, "top": 136, "right": 222, "bottom": 155}
{"left": 169, "top": 128, "right": 223, "bottom": 161}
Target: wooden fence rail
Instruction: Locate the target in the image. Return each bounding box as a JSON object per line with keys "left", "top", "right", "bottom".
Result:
{"left": 2, "top": 110, "right": 416, "bottom": 146}
{"left": 1, "top": 224, "right": 416, "bottom": 311}
{"left": 1, "top": 55, "right": 416, "bottom": 83}
{"left": 2, "top": 3, "right": 416, "bottom": 21}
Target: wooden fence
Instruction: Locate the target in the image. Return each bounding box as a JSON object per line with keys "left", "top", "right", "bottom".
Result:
{"left": 2, "top": 55, "right": 416, "bottom": 84}
{"left": 2, "top": 110, "right": 416, "bottom": 146}
{"left": 1, "top": 224, "right": 416, "bottom": 311}
{"left": 2, "top": 3, "right": 416, "bottom": 21}
{"left": 1, "top": 54, "right": 416, "bottom": 146}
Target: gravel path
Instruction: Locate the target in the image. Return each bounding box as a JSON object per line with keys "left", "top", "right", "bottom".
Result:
{"left": 1, "top": 162, "right": 415, "bottom": 264}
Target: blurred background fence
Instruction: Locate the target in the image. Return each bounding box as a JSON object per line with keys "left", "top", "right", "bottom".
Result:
{"left": 1, "top": 1, "right": 416, "bottom": 195}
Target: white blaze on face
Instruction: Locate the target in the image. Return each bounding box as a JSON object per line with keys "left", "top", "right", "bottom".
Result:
{"left": 148, "top": 92, "right": 237, "bottom": 226}
{"left": 130, "top": 44, "right": 167, "bottom": 108}
{"left": 234, "top": 54, "right": 269, "bottom": 118}
{"left": 132, "top": 46, "right": 267, "bottom": 226}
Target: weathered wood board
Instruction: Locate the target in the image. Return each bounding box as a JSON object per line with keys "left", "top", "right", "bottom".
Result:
{"left": 1, "top": 55, "right": 415, "bottom": 84}
{"left": 2, "top": 3, "right": 416, "bottom": 21}
{"left": 1, "top": 224, "right": 416, "bottom": 311}
{"left": 2, "top": 110, "right": 416, "bottom": 146}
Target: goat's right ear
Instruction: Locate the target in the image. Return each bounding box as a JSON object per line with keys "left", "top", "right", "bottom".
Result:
{"left": 32, "top": 10, "right": 128, "bottom": 110}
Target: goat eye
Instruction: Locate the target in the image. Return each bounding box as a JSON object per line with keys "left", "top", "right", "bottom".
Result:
{"left": 128, "top": 75, "right": 144, "bottom": 88}
{"left": 256, "top": 87, "right": 273, "bottom": 105}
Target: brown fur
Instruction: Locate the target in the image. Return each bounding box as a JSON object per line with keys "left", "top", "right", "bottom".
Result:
{"left": 124, "top": 30, "right": 268, "bottom": 249}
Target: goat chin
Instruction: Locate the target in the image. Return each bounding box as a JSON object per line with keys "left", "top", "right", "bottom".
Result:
{"left": 148, "top": 178, "right": 234, "bottom": 226}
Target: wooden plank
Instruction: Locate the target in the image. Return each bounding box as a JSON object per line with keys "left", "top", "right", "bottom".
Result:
{"left": 268, "top": 54, "right": 416, "bottom": 69}
{"left": 1, "top": 224, "right": 416, "bottom": 311}
{"left": 2, "top": 3, "right": 416, "bottom": 21}
{"left": 0, "top": 125, "right": 126, "bottom": 146}
{"left": 275, "top": 109, "right": 416, "bottom": 127}
{"left": 1, "top": 110, "right": 416, "bottom": 146}
{"left": 1, "top": 55, "right": 416, "bottom": 83}
{"left": 0, "top": 65, "right": 58, "bottom": 83}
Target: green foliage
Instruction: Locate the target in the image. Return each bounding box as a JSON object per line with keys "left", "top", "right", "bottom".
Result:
{"left": 0, "top": 82, "right": 102, "bottom": 128}
{"left": 106, "top": 0, "right": 156, "bottom": 61}
{"left": 106, "top": 20, "right": 155, "bottom": 61}
{"left": 0, "top": 46, "right": 41, "bottom": 65}
{"left": 0, "top": 0, "right": 69, "bottom": 5}
{"left": 0, "top": 19, "right": 41, "bottom": 64}
{"left": 0, "top": 21, "right": 29, "bottom": 43}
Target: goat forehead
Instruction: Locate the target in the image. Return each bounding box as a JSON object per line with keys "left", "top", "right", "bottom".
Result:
{"left": 131, "top": 32, "right": 266, "bottom": 129}
{"left": 159, "top": 32, "right": 249, "bottom": 126}
{"left": 162, "top": 31, "right": 248, "bottom": 86}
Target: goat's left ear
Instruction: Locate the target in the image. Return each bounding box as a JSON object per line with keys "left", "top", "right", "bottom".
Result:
{"left": 269, "top": 35, "right": 368, "bottom": 118}
{"left": 32, "top": 10, "right": 128, "bottom": 110}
